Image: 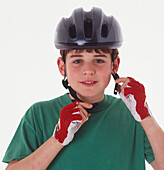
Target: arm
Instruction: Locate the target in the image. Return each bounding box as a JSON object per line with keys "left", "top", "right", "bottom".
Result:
{"left": 116, "top": 77, "right": 164, "bottom": 170}
{"left": 6, "top": 101, "right": 92, "bottom": 170}
{"left": 6, "top": 137, "right": 63, "bottom": 170}
{"left": 141, "top": 116, "right": 164, "bottom": 170}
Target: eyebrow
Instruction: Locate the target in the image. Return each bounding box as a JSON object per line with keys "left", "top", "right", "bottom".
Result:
{"left": 70, "top": 55, "right": 82, "bottom": 58}
{"left": 69, "top": 54, "right": 107, "bottom": 58}
{"left": 93, "top": 55, "right": 107, "bottom": 58}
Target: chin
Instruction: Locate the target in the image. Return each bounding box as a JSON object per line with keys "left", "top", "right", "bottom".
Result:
{"left": 77, "top": 90, "right": 103, "bottom": 99}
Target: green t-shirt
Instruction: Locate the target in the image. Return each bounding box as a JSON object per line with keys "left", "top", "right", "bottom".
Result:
{"left": 3, "top": 93, "right": 154, "bottom": 170}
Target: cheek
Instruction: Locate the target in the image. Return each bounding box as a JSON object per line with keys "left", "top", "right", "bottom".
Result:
{"left": 99, "top": 67, "right": 112, "bottom": 84}
{"left": 102, "top": 73, "right": 111, "bottom": 83}
{"left": 100, "top": 66, "right": 111, "bottom": 77}
{"left": 66, "top": 67, "right": 79, "bottom": 80}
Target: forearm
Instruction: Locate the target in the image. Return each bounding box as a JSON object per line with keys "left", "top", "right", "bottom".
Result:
{"left": 141, "top": 116, "right": 164, "bottom": 169}
{"left": 6, "top": 136, "right": 64, "bottom": 170}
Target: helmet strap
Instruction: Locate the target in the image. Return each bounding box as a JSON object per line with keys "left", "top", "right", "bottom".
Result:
{"left": 62, "top": 75, "right": 82, "bottom": 101}
{"left": 112, "top": 61, "right": 120, "bottom": 95}
{"left": 61, "top": 50, "right": 81, "bottom": 101}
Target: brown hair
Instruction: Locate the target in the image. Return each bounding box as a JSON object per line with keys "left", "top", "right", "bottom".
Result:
{"left": 60, "top": 49, "right": 119, "bottom": 63}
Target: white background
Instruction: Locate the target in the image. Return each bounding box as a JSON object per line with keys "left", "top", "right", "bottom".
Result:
{"left": 0, "top": 0, "right": 164, "bottom": 169}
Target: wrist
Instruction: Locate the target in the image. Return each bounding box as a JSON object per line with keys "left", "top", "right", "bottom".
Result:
{"left": 51, "top": 136, "right": 64, "bottom": 149}
{"left": 140, "top": 115, "right": 152, "bottom": 124}
{"left": 140, "top": 116, "right": 158, "bottom": 135}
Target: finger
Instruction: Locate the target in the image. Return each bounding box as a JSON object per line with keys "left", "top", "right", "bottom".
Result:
{"left": 78, "top": 102, "right": 93, "bottom": 109}
{"left": 120, "top": 81, "right": 130, "bottom": 91}
{"left": 127, "top": 79, "right": 144, "bottom": 89}
{"left": 127, "top": 77, "right": 140, "bottom": 85}
{"left": 115, "top": 77, "right": 130, "bottom": 84}
{"left": 118, "top": 81, "right": 132, "bottom": 98}
{"left": 75, "top": 102, "right": 92, "bottom": 125}
{"left": 119, "top": 86, "right": 124, "bottom": 94}
{"left": 72, "top": 113, "right": 83, "bottom": 122}
{"left": 79, "top": 109, "right": 90, "bottom": 125}
{"left": 79, "top": 118, "right": 88, "bottom": 125}
{"left": 69, "top": 101, "right": 80, "bottom": 108}
{"left": 116, "top": 78, "right": 130, "bottom": 91}
{"left": 77, "top": 105, "right": 89, "bottom": 118}
{"left": 77, "top": 106, "right": 91, "bottom": 125}
{"left": 118, "top": 78, "right": 130, "bottom": 94}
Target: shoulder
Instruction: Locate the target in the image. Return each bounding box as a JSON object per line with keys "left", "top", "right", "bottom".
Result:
{"left": 106, "top": 94, "right": 136, "bottom": 121}
{"left": 107, "top": 95, "right": 128, "bottom": 110}
{"left": 30, "top": 93, "right": 70, "bottom": 111}
{"left": 23, "top": 93, "right": 70, "bottom": 121}
{"left": 33, "top": 93, "right": 69, "bottom": 108}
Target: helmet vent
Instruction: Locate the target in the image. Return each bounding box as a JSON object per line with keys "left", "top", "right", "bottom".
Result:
{"left": 101, "top": 24, "right": 108, "bottom": 38}
{"left": 84, "top": 19, "right": 92, "bottom": 39}
{"left": 69, "top": 24, "right": 77, "bottom": 39}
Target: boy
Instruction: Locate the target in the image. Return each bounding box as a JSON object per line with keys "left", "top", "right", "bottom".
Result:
{"left": 3, "top": 7, "right": 164, "bottom": 170}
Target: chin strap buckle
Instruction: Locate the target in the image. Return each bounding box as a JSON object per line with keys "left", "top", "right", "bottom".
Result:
{"left": 62, "top": 78, "right": 68, "bottom": 89}
{"left": 112, "top": 73, "right": 120, "bottom": 95}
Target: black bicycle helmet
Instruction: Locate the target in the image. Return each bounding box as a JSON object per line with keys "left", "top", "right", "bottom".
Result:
{"left": 55, "top": 7, "right": 123, "bottom": 50}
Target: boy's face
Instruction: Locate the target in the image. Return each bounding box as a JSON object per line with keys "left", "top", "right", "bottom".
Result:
{"left": 58, "top": 49, "right": 120, "bottom": 103}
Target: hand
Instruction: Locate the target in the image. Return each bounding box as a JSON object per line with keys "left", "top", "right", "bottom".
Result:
{"left": 54, "top": 101, "right": 92, "bottom": 145}
{"left": 116, "top": 77, "right": 152, "bottom": 122}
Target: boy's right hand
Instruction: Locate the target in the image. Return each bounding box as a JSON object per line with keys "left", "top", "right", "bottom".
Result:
{"left": 54, "top": 101, "right": 92, "bottom": 146}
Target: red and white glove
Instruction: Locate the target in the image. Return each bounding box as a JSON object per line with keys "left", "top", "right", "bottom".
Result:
{"left": 54, "top": 101, "right": 83, "bottom": 146}
{"left": 119, "top": 77, "right": 152, "bottom": 122}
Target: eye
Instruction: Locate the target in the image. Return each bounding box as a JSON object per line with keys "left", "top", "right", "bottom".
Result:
{"left": 94, "top": 59, "right": 104, "bottom": 63}
{"left": 73, "top": 60, "right": 82, "bottom": 64}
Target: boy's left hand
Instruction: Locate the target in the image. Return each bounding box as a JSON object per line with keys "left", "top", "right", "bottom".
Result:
{"left": 116, "top": 77, "right": 152, "bottom": 122}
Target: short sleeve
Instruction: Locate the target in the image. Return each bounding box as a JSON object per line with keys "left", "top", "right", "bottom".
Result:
{"left": 2, "top": 107, "right": 40, "bottom": 163}
{"left": 144, "top": 131, "right": 155, "bottom": 164}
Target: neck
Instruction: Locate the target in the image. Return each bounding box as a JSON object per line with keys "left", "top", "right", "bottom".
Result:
{"left": 68, "top": 93, "right": 104, "bottom": 104}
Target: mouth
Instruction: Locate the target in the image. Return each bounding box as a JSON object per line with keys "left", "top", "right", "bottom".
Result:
{"left": 80, "top": 80, "right": 98, "bottom": 87}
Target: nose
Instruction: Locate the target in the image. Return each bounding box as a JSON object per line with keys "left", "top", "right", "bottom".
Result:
{"left": 82, "top": 63, "right": 96, "bottom": 76}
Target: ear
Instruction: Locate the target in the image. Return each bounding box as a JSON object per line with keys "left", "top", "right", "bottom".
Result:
{"left": 111, "top": 56, "right": 120, "bottom": 74}
{"left": 57, "top": 57, "right": 65, "bottom": 76}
